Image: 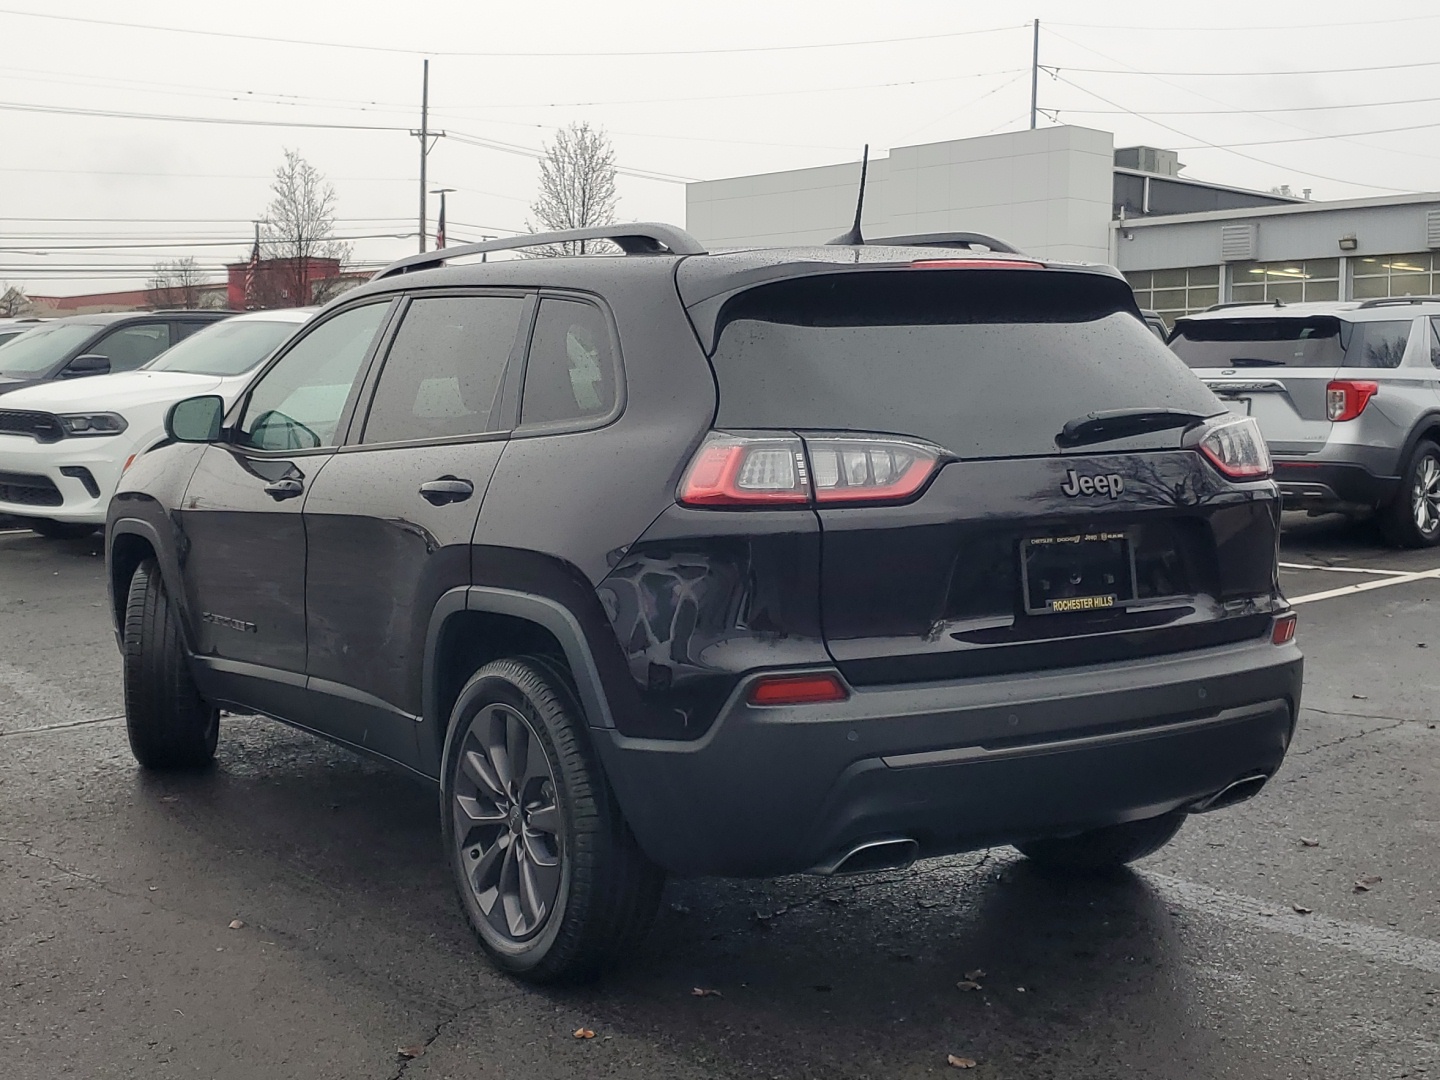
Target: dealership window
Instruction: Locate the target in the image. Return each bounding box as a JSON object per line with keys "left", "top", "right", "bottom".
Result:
{"left": 1124, "top": 265, "right": 1220, "bottom": 326}
{"left": 1228, "top": 259, "right": 1340, "bottom": 304}
{"left": 1351, "top": 253, "right": 1439, "bottom": 300}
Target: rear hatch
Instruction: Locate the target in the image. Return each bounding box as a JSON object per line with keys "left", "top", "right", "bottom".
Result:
{"left": 698, "top": 265, "right": 1281, "bottom": 685}
{"left": 1171, "top": 313, "right": 1413, "bottom": 455}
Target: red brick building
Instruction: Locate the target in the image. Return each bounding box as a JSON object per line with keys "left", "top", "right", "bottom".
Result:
{"left": 225, "top": 256, "right": 366, "bottom": 309}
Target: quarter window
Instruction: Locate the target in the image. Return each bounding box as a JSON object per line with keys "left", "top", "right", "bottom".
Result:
{"left": 519, "top": 298, "right": 617, "bottom": 427}
{"left": 236, "top": 302, "right": 389, "bottom": 451}
{"left": 89, "top": 323, "right": 172, "bottom": 371}
{"left": 361, "top": 295, "right": 524, "bottom": 444}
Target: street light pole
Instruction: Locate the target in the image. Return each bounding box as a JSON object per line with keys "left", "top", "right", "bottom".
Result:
{"left": 1030, "top": 19, "right": 1040, "bottom": 130}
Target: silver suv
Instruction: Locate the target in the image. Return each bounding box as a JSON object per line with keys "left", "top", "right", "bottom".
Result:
{"left": 1171, "top": 297, "right": 1440, "bottom": 547}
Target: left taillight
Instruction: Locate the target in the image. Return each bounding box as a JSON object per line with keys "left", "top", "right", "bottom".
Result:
{"left": 1197, "top": 415, "right": 1272, "bottom": 481}
{"left": 678, "top": 432, "right": 943, "bottom": 508}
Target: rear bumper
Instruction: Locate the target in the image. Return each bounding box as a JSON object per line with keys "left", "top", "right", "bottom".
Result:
{"left": 1273, "top": 458, "right": 1398, "bottom": 512}
{"left": 595, "top": 637, "right": 1303, "bottom": 877}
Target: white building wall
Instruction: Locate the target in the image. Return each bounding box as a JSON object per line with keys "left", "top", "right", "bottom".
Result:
{"left": 686, "top": 126, "right": 1115, "bottom": 263}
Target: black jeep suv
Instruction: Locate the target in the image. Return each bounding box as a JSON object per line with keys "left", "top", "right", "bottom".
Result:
{"left": 106, "top": 224, "right": 1302, "bottom": 982}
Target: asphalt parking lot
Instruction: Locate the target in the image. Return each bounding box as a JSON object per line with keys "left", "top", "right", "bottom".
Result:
{"left": 1, "top": 514, "right": 1436, "bottom": 1080}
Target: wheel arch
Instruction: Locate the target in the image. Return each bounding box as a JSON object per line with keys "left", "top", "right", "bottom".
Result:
{"left": 1396, "top": 413, "right": 1440, "bottom": 479}
{"left": 107, "top": 518, "right": 165, "bottom": 636}
{"left": 421, "top": 586, "right": 616, "bottom": 778}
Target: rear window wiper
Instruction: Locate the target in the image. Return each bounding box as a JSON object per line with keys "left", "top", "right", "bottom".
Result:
{"left": 1227, "top": 357, "right": 1287, "bottom": 367}
{"left": 1056, "top": 408, "right": 1212, "bottom": 449}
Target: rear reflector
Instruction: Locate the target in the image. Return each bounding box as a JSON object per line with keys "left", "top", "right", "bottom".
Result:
{"left": 748, "top": 672, "right": 849, "bottom": 706}
{"left": 1272, "top": 613, "right": 1297, "bottom": 645}
{"left": 1197, "top": 415, "right": 1272, "bottom": 480}
{"left": 1326, "top": 380, "right": 1378, "bottom": 422}
{"left": 910, "top": 258, "right": 1044, "bottom": 270}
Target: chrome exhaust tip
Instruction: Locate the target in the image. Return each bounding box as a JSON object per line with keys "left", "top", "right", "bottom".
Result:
{"left": 811, "top": 837, "right": 919, "bottom": 876}
{"left": 1190, "top": 772, "right": 1270, "bottom": 814}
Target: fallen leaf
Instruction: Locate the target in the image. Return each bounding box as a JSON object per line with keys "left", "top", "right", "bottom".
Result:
{"left": 691, "top": 987, "right": 722, "bottom": 998}
{"left": 1354, "top": 875, "right": 1382, "bottom": 892}
{"left": 1419, "top": 643, "right": 1428, "bottom": 649}
{"left": 956, "top": 980, "right": 982, "bottom": 992}
{"left": 947, "top": 1054, "right": 978, "bottom": 1069}
{"left": 964, "top": 968, "right": 986, "bottom": 981}
{"left": 1351, "top": 694, "right": 1368, "bottom": 700}
{"left": 573, "top": 1028, "right": 596, "bottom": 1040}
{"left": 1292, "top": 903, "right": 1312, "bottom": 915}
{"left": 228, "top": 919, "right": 245, "bottom": 930}
{"left": 397, "top": 1045, "right": 426, "bottom": 1060}
{"left": 1299, "top": 837, "right": 1320, "bottom": 847}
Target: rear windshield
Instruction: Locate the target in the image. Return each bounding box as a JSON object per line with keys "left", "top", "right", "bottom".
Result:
{"left": 1170, "top": 316, "right": 1412, "bottom": 369}
{"left": 708, "top": 270, "right": 1219, "bottom": 459}
{"left": 146, "top": 317, "right": 300, "bottom": 376}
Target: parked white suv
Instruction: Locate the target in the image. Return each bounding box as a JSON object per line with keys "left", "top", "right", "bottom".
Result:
{"left": 0, "top": 309, "right": 313, "bottom": 538}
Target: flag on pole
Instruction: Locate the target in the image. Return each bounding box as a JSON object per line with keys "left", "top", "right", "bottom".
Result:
{"left": 435, "top": 194, "right": 447, "bottom": 250}
{"left": 244, "top": 226, "right": 261, "bottom": 309}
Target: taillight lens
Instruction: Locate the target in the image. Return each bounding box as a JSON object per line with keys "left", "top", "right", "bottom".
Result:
{"left": 678, "top": 433, "right": 809, "bottom": 506}
{"left": 748, "top": 672, "right": 849, "bottom": 706}
{"left": 1326, "top": 380, "right": 1378, "bottom": 422}
{"left": 1272, "top": 613, "right": 1297, "bottom": 645}
{"left": 679, "top": 432, "right": 943, "bottom": 508}
{"left": 807, "top": 435, "right": 941, "bottom": 504}
{"left": 910, "top": 258, "right": 1045, "bottom": 270}
{"left": 1197, "top": 416, "right": 1272, "bottom": 480}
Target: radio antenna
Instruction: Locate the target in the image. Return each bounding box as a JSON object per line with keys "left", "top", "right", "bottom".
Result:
{"left": 827, "top": 144, "right": 870, "bottom": 246}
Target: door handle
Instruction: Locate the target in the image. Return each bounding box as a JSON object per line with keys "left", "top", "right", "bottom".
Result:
{"left": 263, "top": 477, "right": 304, "bottom": 501}
{"left": 418, "top": 476, "right": 474, "bottom": 505}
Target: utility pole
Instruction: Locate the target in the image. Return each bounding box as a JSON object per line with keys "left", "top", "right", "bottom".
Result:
{"left": 410, "top": 60, "right": 446, "bottom": 253}
{"left": 1030, "top": 19, "right": 1040, "bottom": 130}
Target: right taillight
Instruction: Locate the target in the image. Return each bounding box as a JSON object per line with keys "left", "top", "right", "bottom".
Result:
{"left": 1326, "top": 380, "right": 1378, "bottom": 422}
{"left": 678, "top": 432, "right": 943, "bottom": 508}
{"left": 1197, "top": 415, "right": 1272, "bottom": 481}
{"left": 1272, "top": 613, "right": 1297, "bottom": 645}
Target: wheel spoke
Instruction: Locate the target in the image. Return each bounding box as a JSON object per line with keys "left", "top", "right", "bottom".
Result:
{"left": 526, "top": 801, "right": 560, "bottom": 837}
{"left": 484, "top": 708, "right": 516, "bottom": 791}
{"left": 517, "top": 847, "right": 547, "bottom": 929}
{"left": 504, "top": 711, "right": 529, "bottom": 793}
{"left": 469, "top": 836, "right": 508, "bottom": 907}
{"left": 454, "top": 795, "right": 507, "bottom": 827}
{"left": 496, "top": 841, "right": 526, "bottom": 938}
{"left": 461, "top": 748, "right": 506, "bottom": 802}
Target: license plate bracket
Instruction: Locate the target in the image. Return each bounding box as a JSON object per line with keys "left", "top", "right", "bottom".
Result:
{"left": 1021, "top": 532, "right": 1137, "bottom": 615}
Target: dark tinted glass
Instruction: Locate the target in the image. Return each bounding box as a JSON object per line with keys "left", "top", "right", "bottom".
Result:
{"left": 1171, "top": 316, "right": 1412, "bottom": 369}
{"left": 1431, "top": 318, "right": 1440, "bottom": 369}
{"left": 520, "top": 298, "right": 616, "bottom": 426}
{"left": 710, "top": 271, "right": 1219, "bottom": 459}
{"left": 89, "top": 323, "right": 172, "bottom": 371}
{"left": 362, "top": 295, "right": 523, "bottom": 444}
{"left": 238, "top": 303, "right": 388, "bottom": 451}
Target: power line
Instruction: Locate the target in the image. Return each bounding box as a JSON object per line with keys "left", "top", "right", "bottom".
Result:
{"left": 1050, "top": 13, "right": 1440, "bottom": 31}
{"left": 1053, "top": 58, "right": 1440, "bottom": 77}
{"left": 1058, "top": 94, "right": 1440, "bottom": 117}
{"left": 0, "top": 8, "right": 1023, "bottom": 58}
{"left": 445, "top": 130, "right": 695, "bottom": 183}
{"left": 0, "top": 98, "right": 409, "bottom": 131}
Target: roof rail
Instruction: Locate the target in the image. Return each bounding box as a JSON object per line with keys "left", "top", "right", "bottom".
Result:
{"left": 868, "top": 231, "right": 1021, "bottom": 255}
{"left": 372, "top": 222, "right": 706, "bottom": 280}
{"left": 1356, "top": 295, "right": 1440, "bottom": 309}
{"left": 1201, "top": 300, "right": 1282, "bottom": 312}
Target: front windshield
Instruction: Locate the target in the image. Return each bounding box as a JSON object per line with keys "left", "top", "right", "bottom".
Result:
{"left": 145, "top": 318, "right": 303, "bottom": 377}
{"left": 0, "top": 323, "right": 97, "bottom": 378}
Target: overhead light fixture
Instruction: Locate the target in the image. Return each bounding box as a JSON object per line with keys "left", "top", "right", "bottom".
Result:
{"left": 1338, "top": 234, "right": 1359, "bottom": 251}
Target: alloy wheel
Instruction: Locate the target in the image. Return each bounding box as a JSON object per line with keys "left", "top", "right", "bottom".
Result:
{"left": 1413, "top": 455, "right": 1440, "bottom": 538}
{"left": 451, "top": 703, "right": 563, "bottom": 942}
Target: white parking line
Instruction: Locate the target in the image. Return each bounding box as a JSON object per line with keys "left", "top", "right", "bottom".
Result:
{"left": 1288, "top": 567, "right": 1440, "bottom": 605}
{"left": 1279, "top": 561, "right": 1414, "bottom": 576}
{"left": 1150, "top": 872, "right": 1440, "bottom": 976}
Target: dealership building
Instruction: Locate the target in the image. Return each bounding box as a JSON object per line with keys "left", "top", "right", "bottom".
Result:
{"left": 685, "top": 125, "right": 1440, "bottom": 326}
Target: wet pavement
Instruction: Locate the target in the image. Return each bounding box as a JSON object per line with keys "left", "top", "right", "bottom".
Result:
{"left": 1, "top": 514, "right": 1436, "bottom": 1079}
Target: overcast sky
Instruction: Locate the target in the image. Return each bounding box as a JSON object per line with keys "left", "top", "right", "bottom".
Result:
{"left": 3, "top": 0, "right": 1438, "bottom": 294}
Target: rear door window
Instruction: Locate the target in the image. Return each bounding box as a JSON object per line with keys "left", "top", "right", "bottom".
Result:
{"left": 519, "top": 298, "right": 617, "bottom": 427}
{"left": 360, "top": 295, "right": 525, "bottom": 444}
{"left": 708, "top": 270, "right": 1218, "bottom": 460}
{"left": 1171, "top": 316, "right": 1412, "bottom": 369}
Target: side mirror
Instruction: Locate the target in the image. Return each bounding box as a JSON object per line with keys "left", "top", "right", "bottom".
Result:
{"left": 166, "top": 395, "right": 225, "bottom": 443}
{"left": 63, "top": 354, "right": 111, "bottom": 378}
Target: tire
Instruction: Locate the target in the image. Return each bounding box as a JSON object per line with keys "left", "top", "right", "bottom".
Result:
{"left": 441, "top": 657, "right": 663, "bottom": 983}
{"left": 1380, "top": 440, "right": 1440, "bottom": 548}
{"left": 1014, "top": 810, "right": 1186, "bottom": 871}
{"left": 30, "top": 519, "right": 98, "bottom": 540}
{"left": 122, "top": 559, "right": 219, "bottom": 769}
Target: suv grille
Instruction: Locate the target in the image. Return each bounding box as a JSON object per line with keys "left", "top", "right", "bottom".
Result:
{"left": 0, "top": 410, "right": 64, "bottom": 442}
{"left": 0, "top": 470, "right": 63, "bottom": 506}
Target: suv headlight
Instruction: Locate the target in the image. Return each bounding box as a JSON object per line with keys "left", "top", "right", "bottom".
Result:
{"left": 57, "top": 412, "right": 128, "bottom": 436}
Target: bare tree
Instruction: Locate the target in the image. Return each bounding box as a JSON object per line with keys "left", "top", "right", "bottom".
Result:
{"left": 526, "top": 121, "right": 619, "bottom": 255}
{"left": 0, "top": 284, "right": 31, "bottom": 317}
{"left": 147, "top": 257, "right": 207, "bottom": 309}
{"left": 257, "top": 149, "right": 351, "bottom": 307}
